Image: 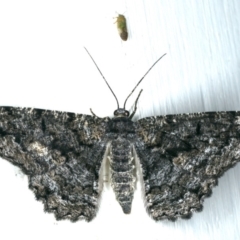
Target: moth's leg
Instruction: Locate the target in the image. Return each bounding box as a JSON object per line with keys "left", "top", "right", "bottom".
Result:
{"left": 129, "top": 89, "right": 143, "bottom": 119}
{"left": 90, "top": 108, "right": 100, "bottom": 118}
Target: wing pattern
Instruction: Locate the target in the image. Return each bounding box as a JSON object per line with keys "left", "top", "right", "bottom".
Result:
{"left": 1, "top": 107, "right": 240, "bottom": 221}
{"left": 134, "top": 111, "right": 240, "bottom": 220}
{"left": 0, "top": 107, "right": 109, "bottom": 221}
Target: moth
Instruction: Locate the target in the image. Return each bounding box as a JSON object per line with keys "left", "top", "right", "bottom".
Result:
{"left": 115, "top": 14, "right": 128, "bottom": 41}
{"left": 0, "top": 49, "right": 240, "bottom": 222}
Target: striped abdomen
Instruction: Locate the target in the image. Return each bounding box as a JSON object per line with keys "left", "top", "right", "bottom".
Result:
{"left": 109, "top": 136, "right": 135, "bottom": 213}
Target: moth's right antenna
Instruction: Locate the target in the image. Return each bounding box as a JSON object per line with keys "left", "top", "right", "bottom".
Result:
{"left": 84, "top": 47, "right": 120, "bottom": 109}
{"left": 123, "top": 53, "right": 167, "bottom": 109}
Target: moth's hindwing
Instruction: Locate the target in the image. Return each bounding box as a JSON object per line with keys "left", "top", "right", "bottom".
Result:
{"left": 0, "top": 107, "right": 109, "bottom": 221}
{"left": 134, "top": 111, "right": 240, "bottom": 220}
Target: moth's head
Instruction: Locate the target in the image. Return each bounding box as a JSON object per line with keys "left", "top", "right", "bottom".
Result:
{"left": 114, "top": 108, "right": 130, "bottom": 118}
{"left": 84, "top": 48, "right": 166, "bottom": 120}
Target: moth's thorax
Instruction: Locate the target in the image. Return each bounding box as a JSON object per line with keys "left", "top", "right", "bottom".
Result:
{"left": 107, "top": 117, "right": 136, "bottom": 134}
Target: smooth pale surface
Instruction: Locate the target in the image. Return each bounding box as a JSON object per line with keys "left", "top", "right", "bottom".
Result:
{"left": 0, "top": 1, "right": 240, "bottom": 240}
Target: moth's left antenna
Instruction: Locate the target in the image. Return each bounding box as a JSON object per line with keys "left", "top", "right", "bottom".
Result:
{"left": 84, "top": 47, "right": 120, "bottom": 109}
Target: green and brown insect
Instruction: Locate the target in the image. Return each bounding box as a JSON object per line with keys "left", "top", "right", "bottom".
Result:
{"left": 115, "top": 14, "right": 128, "bottom": 41}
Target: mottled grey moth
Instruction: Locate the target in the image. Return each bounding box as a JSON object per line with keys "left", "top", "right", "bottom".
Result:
{"left": 0, "top": 50, "right": 240, "bottom": 222}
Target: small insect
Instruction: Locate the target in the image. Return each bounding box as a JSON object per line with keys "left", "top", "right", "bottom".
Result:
{"left": 0, "top": 49, "right": 240, "bottom": 222}
{"left": 115, "top": 14, "right": 128, "bottom": 41}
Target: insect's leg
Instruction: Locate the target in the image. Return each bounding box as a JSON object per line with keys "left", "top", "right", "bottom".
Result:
{"left": 129, "top": 89, "right": 143, "bottom": 119}
{"left": 90, "top": 108, "right": 100, "bottom": 118}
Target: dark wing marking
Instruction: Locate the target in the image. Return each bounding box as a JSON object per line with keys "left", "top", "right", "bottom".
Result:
{"left": 134, "top": 112, "right": 240, "bottom": 220}
{"left": 0, "top": 107, "right": 109, "bottom": 221}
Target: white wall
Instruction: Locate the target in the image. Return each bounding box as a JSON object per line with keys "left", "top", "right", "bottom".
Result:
{"left": 0, "top": 1, "right": 240, "bottom": 239}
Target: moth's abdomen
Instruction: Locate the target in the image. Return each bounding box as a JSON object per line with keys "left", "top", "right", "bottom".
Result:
{"left": 109, "top": 137, "right": 135, "bottom": 214}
